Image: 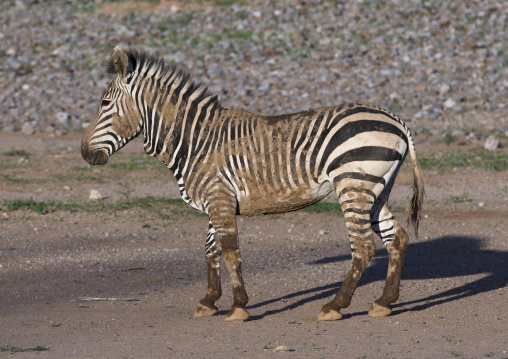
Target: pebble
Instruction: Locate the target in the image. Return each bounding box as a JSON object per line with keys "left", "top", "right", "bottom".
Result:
{"left": 21, "top": 123, "right": 34, "bottom": 135}
{"left": 56, "top": 112, "right": 69, "bottom": 126}
{"left": 89, "top": 190, "right": 102, "bottom": 200}
{"left": 444, "top": 98, "right": 456, "bottom": 109}
{"left": 484, "top": 136, "right": 499, "bottom": 151}
{"left": 273, "top": 346, "right": 289, "bottom": 352}
{"left": 439, "top": 83, "right": 450, "bottom": 95}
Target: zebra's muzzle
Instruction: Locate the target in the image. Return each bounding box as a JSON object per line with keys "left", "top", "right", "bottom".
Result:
{"left": 81, "top": 142, "right": 109, "bottom": 165}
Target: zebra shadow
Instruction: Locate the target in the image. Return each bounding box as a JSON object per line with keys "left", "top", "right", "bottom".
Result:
{"left": 246, "top": 235, "right": 508, "bottom": 320}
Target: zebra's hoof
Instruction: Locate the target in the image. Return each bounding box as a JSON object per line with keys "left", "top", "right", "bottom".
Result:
{"left": 317, "top": 308, "right": 342, "bottom": 321}
{"left": 194, "top": 303, "right": 218, "bottom": 317}
{"left": 225, "top": 307, "right": 250, "bottom": 322}
{"left": 368, "top": 302, "right": 392, "bottom": 317}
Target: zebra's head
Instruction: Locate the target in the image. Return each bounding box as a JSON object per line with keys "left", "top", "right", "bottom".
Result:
{"left": 81, "top": 46, "right": 142, "bottom": 165}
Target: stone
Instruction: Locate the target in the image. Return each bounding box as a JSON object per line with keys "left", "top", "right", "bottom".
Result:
{"left": 484, "top": 135, "right": 499, "bottom": 151}
{"left": 21, "top": 123, "right": 34, "bottom": 135}
{"left": 273, "top": 346, "right": 289, "bottom": 352}
{"left": 89, "top": 190, "right": 102, "bottom": 200}
{"left": 439, "top": 83, "right": 450, "bottom": 95}
{"left": 2, "top": 125, "right": 15, "bottom": 133}
{"left": 444, "top": 98, "right": 456, "bottom": 108}
{"left": 56, "top": 112, "right": 69, "bottom": 126}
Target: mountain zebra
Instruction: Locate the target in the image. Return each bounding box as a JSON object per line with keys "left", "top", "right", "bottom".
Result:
{"left": 81, "top": 47, "right": 424, "bottom": 322}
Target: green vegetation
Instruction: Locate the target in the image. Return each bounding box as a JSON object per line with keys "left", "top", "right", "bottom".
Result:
{"left": 301, "top": 201, "right": 342, "bottom": 214}
{"left": 3, "top": 199, "right": 53, "bottom": 215}
{"left": 419, "top": 150, "right": 508, "bottom": 172}
{"left": 447, "top": 192, "right": 470, "bottom": 203}
{"left": 223, "top": 29, "right": 253, "bottom": 41}
{"left": 1, "top": 197, "right": 202, "bottom": 218}
{"left": 2, "top": 149, "right": 29, "bottom": 157}
{"left": 441, "top": 132, "right": 457, "bottom": 145}
{"left": 0, "top": 345, "right": 48, "bottom": 352}
{"left": 0, "top": 174, "right": 29, "bottom": 185}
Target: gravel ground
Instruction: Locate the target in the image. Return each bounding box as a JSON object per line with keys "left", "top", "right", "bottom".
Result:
{"left": 1, "top": 0, "right": 508, "bottom": 140}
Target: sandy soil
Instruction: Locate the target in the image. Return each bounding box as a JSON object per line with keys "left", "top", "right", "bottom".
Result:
{"left": 0, "top": 132, "right": 507, "bottom": 359}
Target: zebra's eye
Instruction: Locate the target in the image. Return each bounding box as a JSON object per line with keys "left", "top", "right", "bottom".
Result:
{"left": 101, "top": 99, "right": 111, "bottom": 107}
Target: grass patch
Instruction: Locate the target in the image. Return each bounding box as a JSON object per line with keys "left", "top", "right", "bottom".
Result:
{"left": 2, "top": 197, "right": 202, "bottom": 218}
{"left": 419, "top": 150, "right": 508, "bottom": 171}
{"left": 2, "top": 149, "right": 29, "bottom": 157}
{"left": 301, "top": 201, "right": 342, "bottom": 214}
{"left": 224, "top": 29, "right": 252, "bottom": 40}
{"left": 0, "top": 345, "right": 48, "bottom": 352}
{"left": 0, "top": 174, "right": 30, "bottom": 185}
{"left": 2, "top": 199, "right": 54, "bottom": 214}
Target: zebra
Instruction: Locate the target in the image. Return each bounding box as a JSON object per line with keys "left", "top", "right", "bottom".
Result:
{"left": 81, "top": 46, "right": 424, "bottom": 322}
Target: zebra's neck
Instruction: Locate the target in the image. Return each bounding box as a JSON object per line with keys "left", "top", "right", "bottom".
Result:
{"left": 134, "top": 69, "right": 219, "bottom": 174}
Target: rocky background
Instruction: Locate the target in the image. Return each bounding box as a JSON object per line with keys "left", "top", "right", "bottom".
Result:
{"left": 1, "top": 0, "right": 507, "bottom": 145}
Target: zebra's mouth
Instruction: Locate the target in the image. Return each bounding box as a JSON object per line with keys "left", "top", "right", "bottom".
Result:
{"left": 81, "top": 142, "right": 109, "bottom": 165}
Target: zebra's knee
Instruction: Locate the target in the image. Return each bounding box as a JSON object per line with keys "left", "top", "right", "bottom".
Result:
{"left": 351, "top": 236, "right": 375, "bottom": 270}
{"left": 388, "top": 223, "right": 409, "bottom": 252}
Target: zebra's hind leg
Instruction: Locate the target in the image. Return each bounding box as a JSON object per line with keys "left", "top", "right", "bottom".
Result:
{"left": 194, "top": 222, "right": 222, "bottom": 317}
{"left": 318, "top": 188, "right": 376, "bottom": 321}
{"left": 369, "top": 202, "right": 409, "bottom": 317}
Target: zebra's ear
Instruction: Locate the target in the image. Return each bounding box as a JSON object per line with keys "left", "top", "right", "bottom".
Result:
{"left": 111, "top": 46, "right": 130, "bottom": 79}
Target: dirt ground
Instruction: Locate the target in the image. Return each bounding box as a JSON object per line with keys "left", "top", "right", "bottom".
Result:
{"left": 0, "top": 132, "right": 507, "bottom": 359}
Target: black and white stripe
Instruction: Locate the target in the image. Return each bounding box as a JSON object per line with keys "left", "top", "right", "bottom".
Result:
{"left": 82, "top": 47, "right": 425, "bottom": 321}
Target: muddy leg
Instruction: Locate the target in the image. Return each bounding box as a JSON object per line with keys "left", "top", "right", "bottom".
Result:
{"left": 222, "top": 247, "right": 249, "bottom": 321}
{"left": 207, "top": 191, "right": 249, "bottom": 322}
{"left": 194, "top": 247, "right": 222, "bottom": 317}
{"left": 318, "top": 232, "right": 376, "bottom": 321}
{"left": 369, "top": 222, "right": 409, "bottom": 317}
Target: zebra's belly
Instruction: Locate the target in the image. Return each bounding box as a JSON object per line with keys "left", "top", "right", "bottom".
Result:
{"left": 236, "top": 180, "right": 334, "bottom": 216}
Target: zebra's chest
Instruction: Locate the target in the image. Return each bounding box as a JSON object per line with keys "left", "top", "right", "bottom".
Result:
{"left": 176, "top": 176, "right": 205, "bottom": 213}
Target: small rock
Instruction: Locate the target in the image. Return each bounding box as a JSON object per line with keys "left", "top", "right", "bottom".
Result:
{"left": 273, "top": 345, "right": 289, "bottom": 352}
{"left": 319, "top": 230, "right": 327, "bottom": 235}
{"left": 21, "top": 123, "right": 34, "bottom": 135}
{"left": 2, "top": 125, "right": 15, "bottom": 133}
{"left": 478, "top": 202, "right": 484, "bottom": 208}
{"left": 465, "top": 132, "right": 477, "bottom": 141}
{"left": 444, "top": 98, "right": 456, "bottom": 108}
{"left": 89, "top": 190, "right": 102, "bottom": 200}
{"left": 439, "top": 83, "right": 450, "bottom": 95}
{"left": 451, "top": 130, "right": 465, "bottom": 140}
{"left": 6, "top": 47, "right": 17, "bottom": 56}
{"left": 14, "top": 0, "right": 27, "bottom": 10}
{"left": 56, "top": 112, "right": 69, "bottom": 126}
{"left": 257, "top": 81, "right": 270, "bottom": 92}
{"left": 63, "top": 185, "right": 70, "bottom": 191}
{"left": 484, "top": 135, "right": 499, "bottom": 151}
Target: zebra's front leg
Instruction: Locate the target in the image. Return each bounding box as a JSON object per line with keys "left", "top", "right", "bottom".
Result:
{"left": 194, "top": 223, "right": 222, "bottom": 317}
{"left": 208, "top": 194, "right": 250, "bottom": 322}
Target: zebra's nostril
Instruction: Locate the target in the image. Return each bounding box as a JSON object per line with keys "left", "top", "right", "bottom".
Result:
{"left": 92, "top": 150, "right": 109, "bottom": 165}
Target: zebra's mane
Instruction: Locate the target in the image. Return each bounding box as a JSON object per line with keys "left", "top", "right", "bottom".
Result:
{"left": 105, "top": 48, "right": 220, "bottom": 106}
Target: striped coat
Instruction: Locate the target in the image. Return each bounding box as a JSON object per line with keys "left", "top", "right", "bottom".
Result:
{"left": 82, "top": 47, "right": 424, "bottom": 322}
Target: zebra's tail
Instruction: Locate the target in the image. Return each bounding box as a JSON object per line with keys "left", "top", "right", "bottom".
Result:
{"left": 407, "top": 130, "right": 425, "bottom": 237}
